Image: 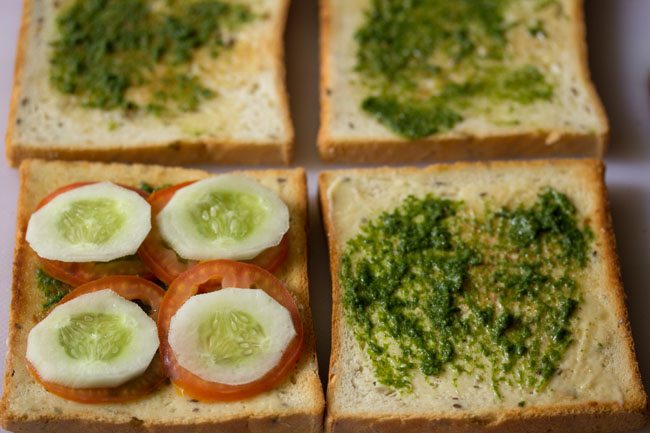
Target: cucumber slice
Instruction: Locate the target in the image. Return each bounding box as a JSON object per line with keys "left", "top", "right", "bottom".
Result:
{"left": 26, "top": 289, "right": 159, "bottom": 388}
{"left": 168, "top": 288, "right": 297, "bottom": 385}
{"left": 157, "top": 175, "right": 289, "bottom": 261}
{"left": 26, "top": 182, "right": 151, "bottom": 262}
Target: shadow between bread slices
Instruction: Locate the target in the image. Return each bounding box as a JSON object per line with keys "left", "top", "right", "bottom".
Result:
{"left": 319, "top": 159, "right": 648, "bottom": 433}
{"left": 0, "top": 159, "right": 324, "bottom": 433}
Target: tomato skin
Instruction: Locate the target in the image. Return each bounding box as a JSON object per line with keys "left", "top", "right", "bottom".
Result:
{"left": 138, "top": 181, "right": 289, "bottom": 285}
{"left": 33, "top": 182, "right": 155, "bottom": 286}
{"left": 27, "top": 357, "right": 167, "bottom": 404}
{"left": 27, "top": 276, "right": 168, "bottom": 404}
{"left": 40, "top": 255, "right": 155, "bottom": 287}
{"left": 137, "top": 182, "right": 196, "bottom": 285}
{"left": 36, "top": 182, "right": 96, "bottom": 208}
{"left": 158, "top": 260, "right": 303, "bottom": 401}
{"left": 57, "top": 275, "right": 165, "bottom": 314}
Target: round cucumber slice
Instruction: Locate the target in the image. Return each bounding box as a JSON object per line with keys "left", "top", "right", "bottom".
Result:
{"left": 26, "top": 289, "right": 159, "bottom": 388}
{"left": 168, "top": 288, "right": 297, "bottom": 385}
{"left": 26, "top": 182, "right": 151, "bottom": 262}
{"left": 157, "top": 175, "right": 289, "bottom": 261}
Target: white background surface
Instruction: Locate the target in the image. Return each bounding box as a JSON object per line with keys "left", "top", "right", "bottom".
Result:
{"left": 0, "top": 0, "right": 648, "bottom": 431}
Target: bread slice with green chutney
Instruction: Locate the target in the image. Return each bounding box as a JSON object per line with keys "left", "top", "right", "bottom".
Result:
{"left": 319, "top": 159, "right": 647, "bottom": 433}
{"left": 6, "top": 0, "right": 293, "bottom": 167}
{"left": 0, "top": 159, "right": 324, "bottom": 433}
{"left": 318, "top": 0, "right": 609, "bottom": 163}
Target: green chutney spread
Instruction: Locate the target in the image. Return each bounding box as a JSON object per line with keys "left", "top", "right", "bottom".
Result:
{"left": 50, "top": 0, "right": 254, "bottom": 114}
{"left": 355, "top": 0, "right": 559, "bottom": 138}
{"left": 36, "top": 268, "right": 71, "bottom": 309}
{"left": 340, "top": 188, "right": 592, "bottom": 395}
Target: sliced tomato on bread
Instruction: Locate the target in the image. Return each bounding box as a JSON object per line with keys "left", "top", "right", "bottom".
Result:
{"left": 138, "top": 181, "right": 289, "bottom": 285}
{"left": 157, "top": 260, "right": 303, "bottom": 401}
{"left": 26, "top": 276, "right": 168, "bottom": 403}
{"left": 34, "top": 182, "right": 155, "bottom": 286}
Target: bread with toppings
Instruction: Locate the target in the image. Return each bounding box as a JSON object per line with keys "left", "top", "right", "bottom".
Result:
{"left": 318, "top": 0, "right": 608, "bottom": 163}
{"left": 319, "top": 159, "right": 647, "bottom": 433}
{"left": 0, "top": 159, "right": 324, "bottom": 433}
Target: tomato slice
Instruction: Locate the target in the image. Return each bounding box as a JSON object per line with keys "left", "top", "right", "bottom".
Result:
{"left": 137, "top": 181, "right": 289, "bottom": 285}
{"left": 34, "top": 182, "right": 155, "bottom": 286}
{"left": 158, "top": 260, "right": 303, "bottom": 401}
{"left": 26, "top": 276, "right": 168, "bottom": 403}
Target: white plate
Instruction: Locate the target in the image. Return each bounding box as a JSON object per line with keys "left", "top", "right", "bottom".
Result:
{"left": 0, "top": 1, "right": 648, "bottom": 432}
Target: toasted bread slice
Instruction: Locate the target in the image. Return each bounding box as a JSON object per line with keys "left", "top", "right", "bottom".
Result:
{"left": 0, "top": 159, "right": 324, "bottom": 433}
{"left": 318, "top": 0, "right": 609, "bottom": 163}
{"left": 320, "top": 160, "right": 647, "bottom": 433}
{"left": 6, "top": 0, "right": 293, "bottom": 167}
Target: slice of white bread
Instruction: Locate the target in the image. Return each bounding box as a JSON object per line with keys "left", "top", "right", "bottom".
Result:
{"left": 0, "top": 159, "right": 324, "bottom": 433}
{"left": 6, "top": 0, "right": 293, "bottom": 167}
{"left": 318, "top": 0, "right": 609, "bottom": 163}
{"left": 319, "top": 159, "right": 647, "bottom": 433}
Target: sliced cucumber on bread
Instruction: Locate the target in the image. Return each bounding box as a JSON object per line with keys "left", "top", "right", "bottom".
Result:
{"left": 157, "top": 175, "right": 289, "bottom": 261}
{"left": 26, "top": 182, "right": 151, "bottom": 262}
{"left": 26, "top": 289, "right": 159, "bottom": 389}
{"left": 168, "top": 287, "right": 297, "bottom": 385}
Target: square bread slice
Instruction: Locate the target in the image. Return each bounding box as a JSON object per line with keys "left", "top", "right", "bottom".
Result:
{"left": 0, "top": 159, "right": 324, "bottom": 433}
{"left": 320, "top": 159, "right": 647, "bottom": 433}
{"left": 6, "top": 0, "right": 293, "bottom": 167}
{"left": 318, "top": 0, "right": 609, "bottom": 163}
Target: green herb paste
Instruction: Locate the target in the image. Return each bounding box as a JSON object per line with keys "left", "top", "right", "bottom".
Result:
{"left": 139, "top": 182, "right": 171, "bottom": 194}
{"left": 355, "top": 0, "right": 557, "bottom": 138}
{"left": 50, "top": 0, "right": 254, "bottom": 114}
{"left": 36, "top": 269, "right": 71, "bottom": 309}
{"left": 340, "top": 188, "right": 592, "bottom": 395}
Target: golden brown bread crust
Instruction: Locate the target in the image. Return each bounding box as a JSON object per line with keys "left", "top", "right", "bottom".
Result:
{"left": 4, "top": 0, "right": 30, "bottom": 168}
{"left": 3, "top": 413, "right": 318, "bottom": 433}
{"left": 0, "top": 159, "right": 324, "bottom": 433}
{"left": 319, "top": 159, "right": 647, "bottom": 433}
{"left": 6, "top": 139, "right": 292, "bottom": 168}
{"left": 572, "top": 0, "right": 610, "bottom": 149}
{"left": 325, "top": 408, "right": 644, "bottom": 433}
{"left": 5, "top": 0, "right": 294, "bottom": 168}
{"left": 317, "top": 0, "right": 609, "bottom": 164}
{"left": 271, "top": 0, "right": 295, "bottom": 165}
{"left": 318, "top": 132, "right": 606, "bottom": 164}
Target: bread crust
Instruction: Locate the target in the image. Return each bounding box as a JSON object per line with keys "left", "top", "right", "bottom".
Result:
{"left": 5, "top": 0, "right": 294, "bottom": 168}
{"left": 572, "top": 0, "right": 610, "bottom": 150}
{"left": 4, "top": 0, "right": 30, "bottom": 168}
{"left": 0, "top": 160, "right": 324, "bottom": 433}
{"left": 2, "top": 413, "right": 320, "bottom": 433}
{"left": 317, "top": 0, "right": 609, "bottom": 163}
{"left": 319, "top": 160, "right": 648, "bottom": 433}
{"left": 6, "top": 139, "right": 291, "bottom": 168}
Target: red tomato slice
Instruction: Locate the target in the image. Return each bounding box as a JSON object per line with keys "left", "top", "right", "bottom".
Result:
{"left": 34, "top": 182, "right": 155, "bottom": 286}
{"left": 26, "top": 276, "right": 168, "bottom": 404}
{"left": 158, "top": 260, "right": 303, "bottom": 401}
{"left": 138, "top": 181, "right": 289, "bottom": 285}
